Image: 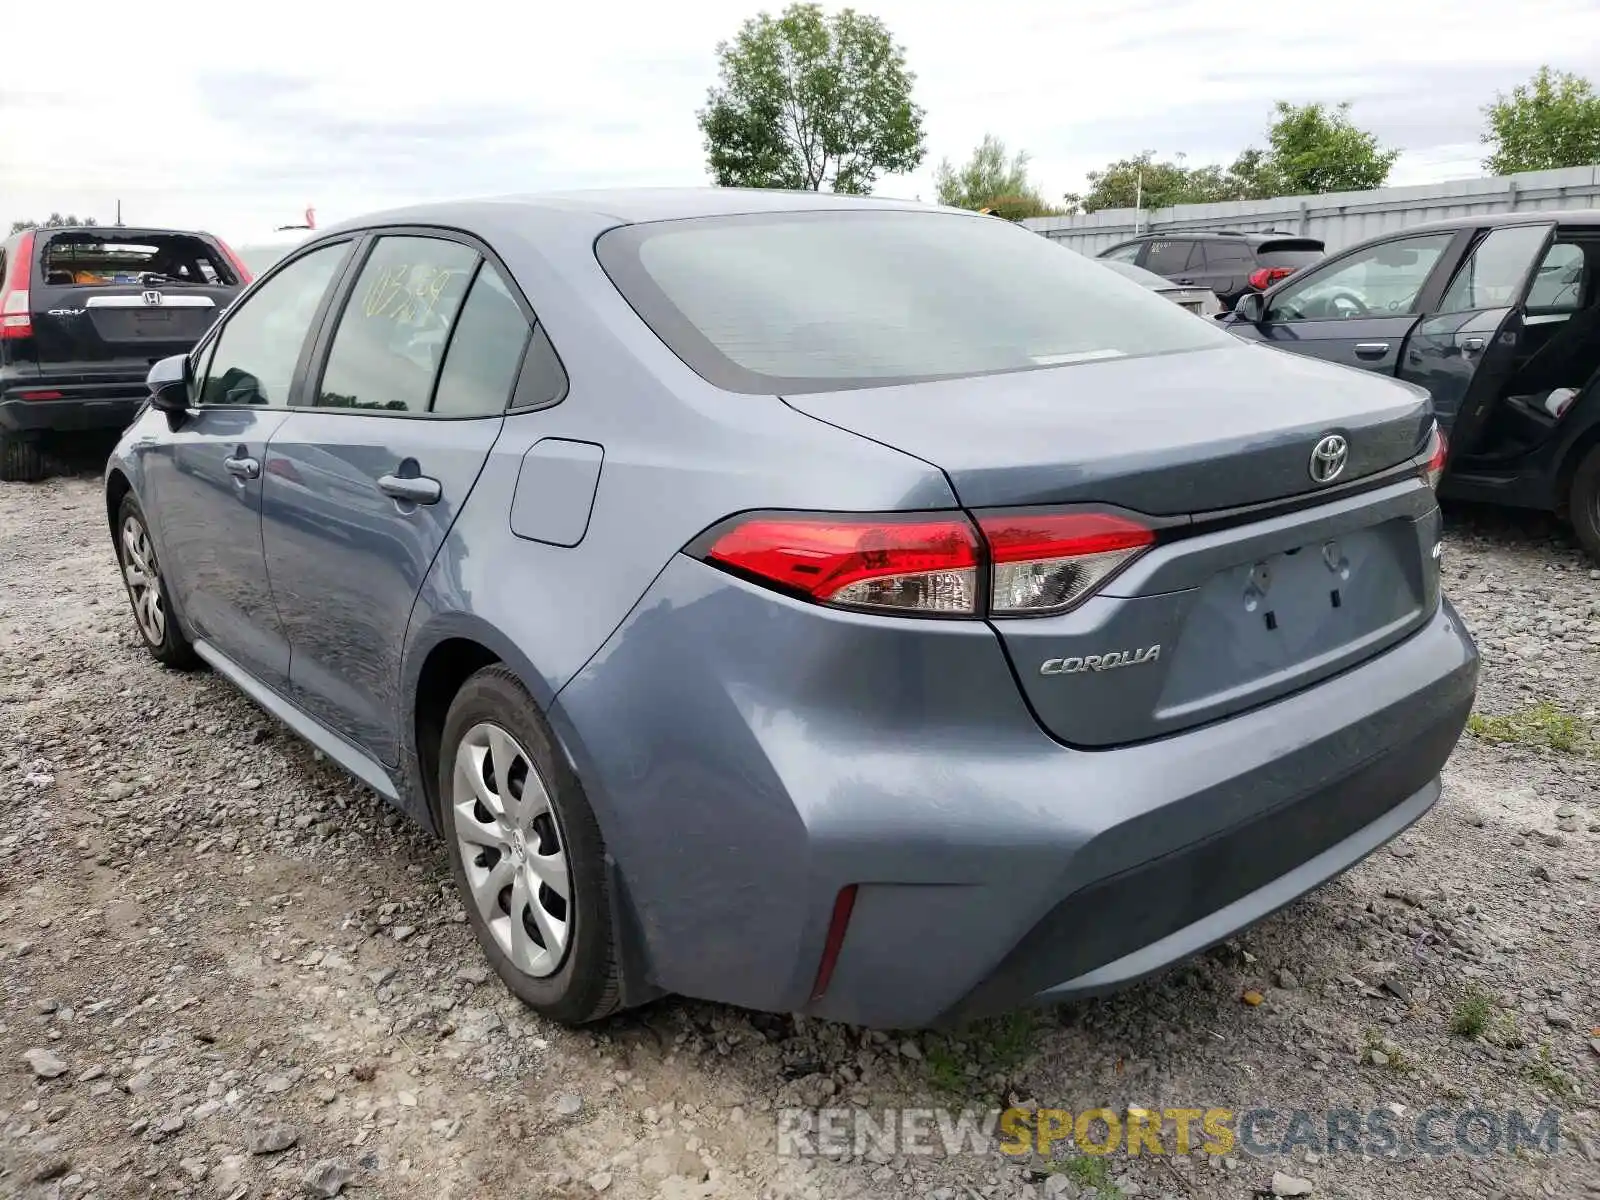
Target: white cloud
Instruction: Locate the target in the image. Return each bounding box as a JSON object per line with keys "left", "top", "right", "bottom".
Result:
{"left": 2, "top": 0, "right": 1597, "bottom": 241}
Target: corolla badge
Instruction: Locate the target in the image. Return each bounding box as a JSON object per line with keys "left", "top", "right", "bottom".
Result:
{"left": 1040, "top": 645, "right": 1161, "bottom": 676}
{"left": 1309, "top": 434, "right": 1349, "bottom": 484}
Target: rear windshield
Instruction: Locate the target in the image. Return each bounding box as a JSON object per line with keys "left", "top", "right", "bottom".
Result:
{"left": 40, "top": 232, "right": 235, "bottom": 287}
{"left": 597, "top": 210, "right": 1232, "bottom": 395}
{"left": 1255, "top": 241, "right": 1324, "bottom": 269}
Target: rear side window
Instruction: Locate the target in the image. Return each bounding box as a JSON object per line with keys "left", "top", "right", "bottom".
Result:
{"left": 315, "top": 236, "right": 478, "bottom": 413}
{"left": 1525, "top": 242, "right": 1586, "bottom": 312}
{"left": 199, "top": 242, "right": 351, "bottom": 407}
{"left": 431, "top": 265, "right": 531, "bottom": 417}
{"left": 40, "top": 232, "right": 235, "bottom": 287}
{"left": 597, "top": 211, "right": 1230, "bottom": 395}
{"left": 1200, "top": 240, "right": 1252, "bottom": 269}
{"left": 1143, "top": 240, "right": 1195, "bottom": 275}
{"left": 1255, "top": 242, "right": 1324, "bottom": 270}
{"left": 1100, "top": 243, "right": 1143, "bottom": 264}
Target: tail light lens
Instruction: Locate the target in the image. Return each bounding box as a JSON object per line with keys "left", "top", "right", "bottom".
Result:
{"left": 701, "top": 514, "right": 981, "bottom": 615}
{"left": 1248, "top": 266, "right": 1295, "bottom": 291}
{"left": 1418, "top": 423, "right": 1448, "bottom": 490}
{"left": 979, "top": 512, "right": 1155, "bottom": 615}
{"left": 696, "top": 509, "right": 1155, "bottom": 618}
{"left": 0, "top": 231, "right": 35, "bottom": 340}
{"left": 214, "top": 237, "right": 253, "bottom": 286}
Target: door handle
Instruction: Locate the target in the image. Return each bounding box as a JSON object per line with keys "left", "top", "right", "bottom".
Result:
{"left": 378, "top": 473, "right": 442, "bottom": 505}
{"left": 1354, "top": 342, "right": 1390, "bottom": 359}
{"left": 224, "top": 453, "right": 260, "bottom": 480}
{"left": 1461, "top": 336, "right": 1486, "bottom": 356}
{"left": 1177, "top": 278, "right": 1195, "bottom": 285}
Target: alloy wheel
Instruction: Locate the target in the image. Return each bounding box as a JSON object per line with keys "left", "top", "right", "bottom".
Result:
{"left": 120, "top": 516, "right": 167, "bottom": 645}
{"left": 451, "top": 722, "right": 572, "bottom": 978}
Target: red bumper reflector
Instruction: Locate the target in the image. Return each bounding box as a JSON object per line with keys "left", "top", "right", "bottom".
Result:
{"left": 17, "top": 390, "right": 63, "bottom": 401}
{"left": 809, "top": 884, "right": 858, "bottom": 1003}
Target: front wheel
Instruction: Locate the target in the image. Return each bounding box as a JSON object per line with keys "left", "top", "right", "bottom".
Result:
{"left": 115, "top": 494, "right": 200, "bottom": 669}
{"left": 1570, "top": 443, "right": 1600, "bottom": 564}
{"left": 439, "top": 665, "right": 621, "bottom": 1025}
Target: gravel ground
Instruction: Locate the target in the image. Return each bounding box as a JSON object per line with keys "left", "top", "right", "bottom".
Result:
{"left": 2, "top": 474, "right": 1598, "bottom": 1200}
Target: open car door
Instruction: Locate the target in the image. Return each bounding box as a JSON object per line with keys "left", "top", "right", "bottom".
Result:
{"left": 1397, "top": 221, "right": 1556, "bottom": 461}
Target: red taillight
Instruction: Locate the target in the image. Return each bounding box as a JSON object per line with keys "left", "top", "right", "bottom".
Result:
{"left": 979, "top": 512, "right": 1155, "bottom": 615}
{"left": 0, "top": 230, "right": 35, "bottom": 340}
{"left": 1248, "top": 266, "right": 1295, "bottom": 291}
{"left": 1418, "top": 423, "right": 1448, "bottom": 490}
{"left": 697, "top": 508, "right": 1155, "bottom": 618}
{"left": 214, "top": 236, "right": 253, "bottom": 286}
{"left": 702, "top": 514, "right": 981, "bottom": 615}
{"left": 809, "top": 884, "right": 857, "bottom": 1003}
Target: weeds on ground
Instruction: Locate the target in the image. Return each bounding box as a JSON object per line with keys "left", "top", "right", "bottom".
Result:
{"left": 922, "top": 1011, "right": 1039, "bottom": 1096}
{"left": 1451, "top": 984, "right": 1495, "bottom": 1038}
{"left": 1467, "top": 702, "right": 1591, "bottom": 753}
{"left": 1524, "top": 1043, "right": 1579, "bottom": 1100}
{"left": 1046, "top": 1153, "right": 1122, "bottom": 1196}
{"left": 1363, "top": 1028, "right": 1413, "bottom": 1073}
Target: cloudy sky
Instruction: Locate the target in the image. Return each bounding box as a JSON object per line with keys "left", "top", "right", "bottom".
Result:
{"left": 3, "top": 0, "right": 1597, "bottom": 245}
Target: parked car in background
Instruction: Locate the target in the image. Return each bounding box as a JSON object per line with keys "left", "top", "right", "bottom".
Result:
{"left": 104, "top": 189, "right": 1474, "bottom": 1030}
{"left": 1096, "top": 257, "right": 1224, "bottom": 317}
{"left": 1224, "top": 210, "right": 1600, "bottom": 561}
{"left": 0, "top": 225, "right": 251, "bottom": 480}
{"left": 1098, "top": 230, "right": 1324, "bottom": 311}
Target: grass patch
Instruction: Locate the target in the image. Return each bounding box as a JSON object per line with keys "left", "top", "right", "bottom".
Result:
{"left": 922, "top": 1011, "right": 1039, "bottom": 1096}
{"left": 1450, "top": 985, "right": 1495, "bottom": 1038}
{"left": 1467, "top": 702, "right": 1591, "bottom": 753}
{"left": 1363, "top": 1028, "right": 1413, "bottom": 1073}
{"left": 1524, "top": 1043, "right": 1578, "bottom": 1100}
{"left": 1048, "top": 1154, "right": 1121, "bottom": 1195}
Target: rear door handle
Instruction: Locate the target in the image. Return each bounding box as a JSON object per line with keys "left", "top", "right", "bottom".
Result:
{"left": 1354, "top": 342, "right": 1390, "bottom": 359}
{"left": 224, "top": 453, "right": 260, "bottom": 479}
{"left": 378, "top": 473, "right": 442, "bottom": 505}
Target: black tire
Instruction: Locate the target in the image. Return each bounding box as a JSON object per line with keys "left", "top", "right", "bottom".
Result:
{"left": 438, "top": 664, "right": 621, "bottom": 1025}
{"left": 0, "top": 433, "right": 49, "bottom": 482}
{"left": 1572, "top": 443, "right": 1600, "bottom": 565}
{"left": 115, "top": 493, "right": 201, "bottom": 669}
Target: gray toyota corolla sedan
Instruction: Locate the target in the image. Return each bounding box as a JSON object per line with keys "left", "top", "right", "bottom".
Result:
{"left": 103, "top": 189, "right": 1477, "bottom": 1029}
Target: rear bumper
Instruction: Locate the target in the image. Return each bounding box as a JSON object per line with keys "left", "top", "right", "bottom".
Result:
{"left": 552, "top": 556, "right": 1478, "bottom": 1030}
{"left": 0, "top": 368, "right": 148, "bottom": 433}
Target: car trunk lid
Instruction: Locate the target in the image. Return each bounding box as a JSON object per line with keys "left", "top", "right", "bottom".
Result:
{"left": 29, "top": 229, "right": 241, "bottom": 368}
{"left": 784, "top": 342, "right": 1441, "bottom": 746}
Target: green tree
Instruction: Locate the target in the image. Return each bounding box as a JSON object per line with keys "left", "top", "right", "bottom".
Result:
{"left": 698, "top": 2, "right": 926, "bottom": 194}
{"left": 1263, "top": 101, "right": 1398, "bottom": 193}
{"left": 9, "top": 213, "right": 99, "bottom": 234}
{"left": 1481, "top": 66, "right": 1600, "bottom": 174}
{"left": 1068, "top": 153, "right": 1249, "bottom": 213}
{"left": 934, "top": 134, "right": 1053, "bottom": 216}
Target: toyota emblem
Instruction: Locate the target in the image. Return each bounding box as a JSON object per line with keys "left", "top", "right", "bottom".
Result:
{"left": 1309, "top": 434, "right": 1348, "bottom": 484}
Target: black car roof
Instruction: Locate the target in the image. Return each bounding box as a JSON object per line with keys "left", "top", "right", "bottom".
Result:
{"left": 1119, "top": 230, "right": 1319, "bottom": 244}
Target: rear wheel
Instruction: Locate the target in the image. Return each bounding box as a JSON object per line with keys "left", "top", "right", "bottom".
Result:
{"left": 116, "top": 494, "right": 200, "bottom": 669}
{"left": 1571, "top": 444, "right": 1600, "bottom": 564}
{"left": 439, "top": 665, "right": 621, "bottom": 1025}
{"left": 0, "top": 433, "right": 49, "bottom": 482}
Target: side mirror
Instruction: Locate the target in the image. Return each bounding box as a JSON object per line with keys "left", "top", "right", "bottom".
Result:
{"left": 147, "top": 354, "right": 193, "bottom": 415}
{"left": 1233, "top": 292, "right": 1267, "bottom": 324}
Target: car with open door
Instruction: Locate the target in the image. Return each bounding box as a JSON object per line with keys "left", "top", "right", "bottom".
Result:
{"left": 1225, "top": 211, "right": 1600, "bottom": 561}
{"left": 0, "top": 225, "right": 252, "bottom": 479}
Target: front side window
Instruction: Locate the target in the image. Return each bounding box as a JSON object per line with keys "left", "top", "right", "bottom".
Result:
{"left": 1267, "top": 233, "right": 1454, "bottom": 322}
{"left": 1437, "top": 224, "right": 1551, "bottom": 315}
{"left": 199, "top": 241, "right": 351, "bottom": 407}
{"left": 597, "top": 211, "right": 1231, "bottom": 395}
{"left": 315, "top": 236, "right": 479, "bottom": 413}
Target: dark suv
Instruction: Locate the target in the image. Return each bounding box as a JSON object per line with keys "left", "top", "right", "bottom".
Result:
{"left": 1098, "top": 231, "right": 1324, "bottom": 311}
{"left": 0, "top": 225, "right": 251, "bottom": 479}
